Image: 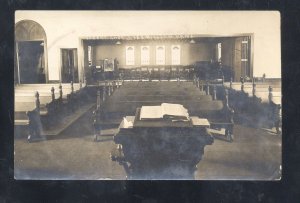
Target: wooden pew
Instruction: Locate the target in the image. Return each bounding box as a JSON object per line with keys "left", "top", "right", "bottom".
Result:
{"left": 227, "top": 78, "right": 281, "bottom": 133}
{"left": 15, "top": 81, "right": 90, "bottom": 141}
{"left": 15, "top": 86, "right": 63, "bottom": 127}
{"left": 121, "top": 81, "right": 195, "bottom": 87}
{"left": 15, "top": 83, "right": 72, "bottom": 114}
{"left": 93, "top": 88, "right": 234, "bottom": 142}
{"left": 107, "top": 95, "right": 213, "bottom": 102}
{"left": 111, "top": 87, "right": 205, "bottom": 95}
{"left": 15, "top": 91, "right": 48, "bottom": 141}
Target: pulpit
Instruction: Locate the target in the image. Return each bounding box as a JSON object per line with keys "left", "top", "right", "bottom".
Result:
{"left": 111, "top": 108, "right": 214, "bottom": 179}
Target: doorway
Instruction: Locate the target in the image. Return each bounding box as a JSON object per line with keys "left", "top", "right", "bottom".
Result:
{"left": 17, "top": 40, "right": 46, "bottom": 84}
{"left": 61, "top": 49, "right": 79, "bottom": 83}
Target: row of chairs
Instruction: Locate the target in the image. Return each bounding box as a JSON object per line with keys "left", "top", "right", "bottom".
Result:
{"left": 119, "top": 66, "right": 195, "bottom": 81}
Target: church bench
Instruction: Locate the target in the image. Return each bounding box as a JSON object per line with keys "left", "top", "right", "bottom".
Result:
{"left": 15, "top": 83, "right": 81, "bottom": 88}
{"left": 14, "top": 89, "right": 79, "bottom": 96}
{"left": 228, "top": 82, "right": 281, "bottom": 87}
{"left": 14, "top": 93, "right": 62, "bottom": 129}
{"left": 15, "top": 82, "right": 82, "bottom": 101}
{"left": 100, "top": 100, "right": 224, "bottom": 116}
{"left": 246, "top": 92, "right": 281, "bottom": 104}
{"left": 14, "top": 82, "right": 86, "bottom": 121}
{"left": 15, "top": 106, "right": 48, "bottom": 121}
{"left": 15, "top": 91, "right": 69, "bottom": 114}
{"left": 188, "top": 95, "right": 234, "bottom": 141}
{"left": 242, "top": 89, "right": 281, "bottom": 95}
{"left": 225, "top": 78, "right": 281, "bottom": 86}
{"left": 14, "top": 109, "right": 50, "bottom": 128}
{"left": 121, "top": 81, "right": 195, "bottom": 87}
{"left": 225, "top": 78, "right": 281, "bottom": 103}
{"left": 227, "top": 83, "right": 281, "bottom": 133}
{"left": 115, "top": 85, "right": 198, "bottom": 90}
{"left": 93, "top": 89, "right": 234, "bottom": 141}
{"left": 229, "top": 86, "right": 281, "bottom": 95}
{"left": 15, "top": 87, "right": 80, "bottom": 95}
{"left": 113, "top": 85, "right": 203, "bottom": 91}
{"left": 15, "top": 95, "right": 53, "bottom": 104}
{"left": 14, "top": 99, "right": 61, "bottom": 116}
{"left": 107, "top": 95, "right": 212, "bottom": 102}
{"left": 22, "top": 83, "right": 88, "bottom": 111}
{"left": 15, "top": 102, "right": 48, "bottom": 112}
{"left": 14, "top": 85, "right": 90, "bottom": 142}
{"left": 15, "top": 85, "right": 75, "bottom": 90}
{"left": 101, "top": 99, "right": 214, "bottom": 112}
{"left": 14, "top": 99, "right": 54, "bottom": 141}
{"left": 110, "top": 89, "right": 206, "bottom": 96}
{"left": 111, "top": 93, "right": 207, "bottom": 98}
{"left": 115, "top": 87, "right": 200, "bottom": 93}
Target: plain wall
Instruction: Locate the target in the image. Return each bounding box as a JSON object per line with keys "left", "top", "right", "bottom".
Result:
{"left": 15, "top": 11, "right": 281, "bottom": 81}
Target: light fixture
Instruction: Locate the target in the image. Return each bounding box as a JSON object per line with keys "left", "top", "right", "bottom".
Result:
{"left": 189, "top": 39, "right": 195, "bottom": 44}
{"left": 40, "top": 42, "right": 44, "bottom": 46}
{"left": 116, "top": 41, "right": 121, "bottom": 45}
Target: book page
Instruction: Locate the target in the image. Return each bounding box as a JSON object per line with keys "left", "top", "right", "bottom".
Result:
{"left": 190, "top": 117, "right": 210, "bottom": 127}
{"left": 140, "top": 106, "right": 163, "bottom": 120}
{"left": 122, "top": 117, "right": 134, "bottom": 128}
{"left": 161, "top": 103, "right": 189, "bottom": 119}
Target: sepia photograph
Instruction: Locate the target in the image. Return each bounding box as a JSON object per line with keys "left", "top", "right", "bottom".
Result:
{"left": 14, "top": 11, "right": 281, "bottom": 180}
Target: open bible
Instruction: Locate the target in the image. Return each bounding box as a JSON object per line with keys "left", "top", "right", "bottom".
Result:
{"left": 139, "top": 103, "right": 190, "bottom": 121}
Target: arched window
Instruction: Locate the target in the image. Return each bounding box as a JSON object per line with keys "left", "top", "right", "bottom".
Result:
{"left": 141, "top": 46, "right": 150, "bottom": 65}
{"left": 126, "top": 46, "right": 135, "bottom": 65}
{"left": 156, "top": 46, "right": 165, "bottom": 65}
{"left": 171, "top": 45, "right": 181, "bottom": 65}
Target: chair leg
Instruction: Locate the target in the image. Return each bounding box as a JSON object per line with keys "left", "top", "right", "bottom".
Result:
{"left": 225, "top": 126, "right": 234, "bottom": 142}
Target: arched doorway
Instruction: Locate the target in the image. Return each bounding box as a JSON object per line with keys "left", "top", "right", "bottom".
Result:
{"left": 15, "top": 20, "right": 48, "bottom": 84}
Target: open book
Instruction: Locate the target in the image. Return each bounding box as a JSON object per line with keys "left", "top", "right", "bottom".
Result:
{"left": 139, "top": 103, "right": 190, "bottom": 121}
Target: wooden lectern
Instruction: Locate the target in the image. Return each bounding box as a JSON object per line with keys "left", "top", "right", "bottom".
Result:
{"left": 111, "top": 108, "right": 214, "bottom": 180}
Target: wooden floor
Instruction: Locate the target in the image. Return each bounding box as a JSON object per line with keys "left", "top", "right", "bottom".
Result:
{"left": 14, "top": 107, "right": 281, "bottom": 180}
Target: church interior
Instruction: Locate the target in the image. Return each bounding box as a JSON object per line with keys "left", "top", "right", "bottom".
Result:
{"left": 14, "top": 11, "right": 281, "bottom": 180}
